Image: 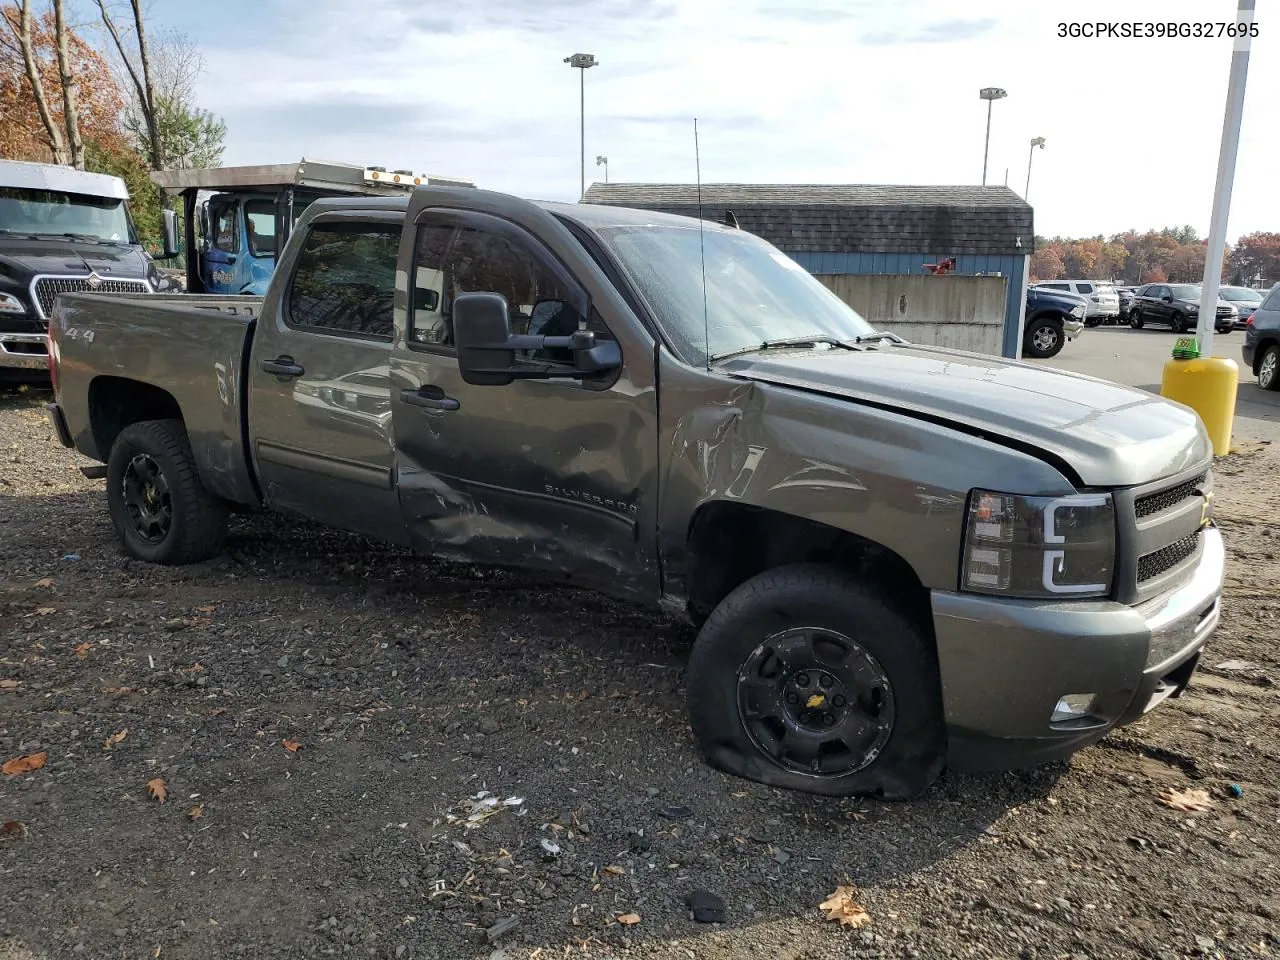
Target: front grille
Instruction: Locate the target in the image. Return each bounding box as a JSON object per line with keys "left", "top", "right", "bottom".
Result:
{"left": 1134, "top": 473, "right": 1205, "bottom": 519}
{"left": 1138, "top": 530, "right": 1201, "bottom": 583}
{"left": 32, "top": 276, "right": 150, "bottom": 318}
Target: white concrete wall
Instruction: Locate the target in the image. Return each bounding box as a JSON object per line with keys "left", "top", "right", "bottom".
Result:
{"left": 816, "top": 274, "right": 1010, "bottom": 355}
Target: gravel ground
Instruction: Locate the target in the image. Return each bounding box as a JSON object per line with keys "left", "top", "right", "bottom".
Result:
{"left": 3, "top": 383, "right": 1280, "bottom": 960}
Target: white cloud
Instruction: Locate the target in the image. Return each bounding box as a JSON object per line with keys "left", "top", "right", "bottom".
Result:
{"left": 183, "top": 0, "right": 1278, "bottom": 241}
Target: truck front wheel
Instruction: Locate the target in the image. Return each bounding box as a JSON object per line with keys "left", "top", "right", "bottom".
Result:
{"left": 685, "top": 564, "right": 945, "bottom": 799}
{"left": 106, "top": 419, "right": 228, "bottom": 564}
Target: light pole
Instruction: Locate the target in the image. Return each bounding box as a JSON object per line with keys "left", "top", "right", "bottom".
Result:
{"left": 1025, "top": 137, "right": 1045, "bottom": 198}
{"left": 979, "top": 87, "right": 1007, "bottom": 186}
{"left": 564, "top": 53, "right": 598, "bottom": 199}
{"left": 596, "top": 155, "right": 609, "bottom": 183}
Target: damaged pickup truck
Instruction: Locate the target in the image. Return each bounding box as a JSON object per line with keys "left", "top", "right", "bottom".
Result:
{"left": 45, "top": 187, "right": 1224, "bottom": 798}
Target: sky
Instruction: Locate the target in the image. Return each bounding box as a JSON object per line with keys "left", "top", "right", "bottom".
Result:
{"left": 142, "top": 0, "right": 1277, "bottom": 242}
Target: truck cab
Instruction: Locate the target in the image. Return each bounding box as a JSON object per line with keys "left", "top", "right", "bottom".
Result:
{"left": 151, "top": 159, "right": 474, "bottom": 295}
{"left": 0, "top": 159, "right": 174, "bottom": 379}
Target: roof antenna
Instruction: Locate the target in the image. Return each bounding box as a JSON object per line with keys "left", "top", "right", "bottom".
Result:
{"left": 723, "top": 210, "right": 738, "bottom": 229}
{"left": 695, "top": 118, "right": 709, "bottom": 370}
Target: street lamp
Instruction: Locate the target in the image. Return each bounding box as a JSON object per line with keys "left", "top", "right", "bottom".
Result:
{"left": 596, "top": 155, "right": 609, "bottom": 183}
{"left": 979, "top": 87, "right": 1007, "bottom": 186}
{"left": 1025, "top": 137, "right": 1045, "bottom": 199}
{"left": 564, "top": 53, "right": 598, "bottom": 199}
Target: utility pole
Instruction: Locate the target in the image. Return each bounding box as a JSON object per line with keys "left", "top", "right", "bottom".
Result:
{"left": 564, "top": 53, "right": 598, "bottom": 199}
{"left": 979, "top": 87, "right": 1007, "bottom": 186}
{"left": 1026, "top": 137, "right": 1045, "bottom": 199}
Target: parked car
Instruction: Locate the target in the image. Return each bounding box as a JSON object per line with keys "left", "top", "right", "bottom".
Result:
{"left": 1219, "top": 285, "right": 1265, "bottom": 329}
{"left": 1242, "top": 283, "right": 1280, "bottom": 391}
{"left": 1023, "top": 286, "right": 1086, "bottom": 359}
{"left": 1117, "top": 287, "right": 1137, "bottom": 320}
{"left": 1129, "top": 283, "right": 1237, "bottom": 333}
{"left": 44, "top": 187, "right": 1224, "bottom": 799}
{"left": 1032, "top": 280, "right": 1120, "bottom": 325}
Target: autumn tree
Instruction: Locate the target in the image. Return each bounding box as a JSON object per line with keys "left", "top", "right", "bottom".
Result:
{"left": 118, "top": 29, "right": 225, "bottom": 170}
{"left": 1226, "top": 232, "right": 1280, "bottom": 285}
{"left": 1, "top": 4, "right": 125, "bottom": 163}
{"left": 95, "top": 0, "right": 164, "bottom": 169}
{"left": 1142, "top": 265, "right": 1169, "bottom": 284}
{"left": 1030, "top": 244, "right": 1065, "bottom": 282}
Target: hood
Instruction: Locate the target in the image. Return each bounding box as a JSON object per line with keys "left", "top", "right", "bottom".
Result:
{"left": 1028, "top": 288, "right": 1085, "bottom": 309}
{"left": 719, "top": 343, "right": 1210, "bottom": 487}
{"left": 0, "top": 236, "right": 151, "bottom": 281}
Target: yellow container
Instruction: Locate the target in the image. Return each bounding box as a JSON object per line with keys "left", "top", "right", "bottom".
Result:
{"left": 1159, "top": 355, "right": 1239, "bottom": 456}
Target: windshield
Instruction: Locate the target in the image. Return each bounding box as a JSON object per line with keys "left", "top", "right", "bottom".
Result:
{"left": 0, "top": 186, "right": 135, "bottom": 243}
{"left": 594, "top": 222, "right": 875, "bottom": 364}
{"left": 1220, "top": 286, "right": 1263, "bottom": 302}
{"left": 1169, "top": 284, "right": 1201, "bottom": 300}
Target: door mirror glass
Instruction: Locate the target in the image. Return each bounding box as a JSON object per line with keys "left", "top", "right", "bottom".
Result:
{"left": 161, "top": 208, "right": 179, "bottom": 261}
{"left": 455, "top": 292, "right": 517, "bottom": 386}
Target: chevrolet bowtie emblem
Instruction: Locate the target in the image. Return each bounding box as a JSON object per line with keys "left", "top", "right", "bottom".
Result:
{"left": 805, "top": 694, "right": 825, "bottom": 709}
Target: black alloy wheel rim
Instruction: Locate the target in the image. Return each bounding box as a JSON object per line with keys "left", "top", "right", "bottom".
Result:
{"left": 121, "top": 453, "right": 173, "bottom": 543}
{"left": 736, "top": 627, "right": 895, "bottom": 778}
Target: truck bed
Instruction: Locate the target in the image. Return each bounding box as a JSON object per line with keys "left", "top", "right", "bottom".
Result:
{"left": 50, "top": 292, "right": 262, "bottom": 506}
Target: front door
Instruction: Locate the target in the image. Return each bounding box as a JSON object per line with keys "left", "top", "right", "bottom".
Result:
{"left": 388, "top": 205, "right": 660, "bottom": 597}
{"left": 202, "top": 196, "right": 241, "bottom": 294}
{"left": 247, "top": 209, "right": 407, "bottom": 544}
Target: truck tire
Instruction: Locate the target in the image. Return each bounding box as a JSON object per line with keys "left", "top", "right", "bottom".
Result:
{"left": 1171, "top": 312, "right": 1189, "bottom": 333}
{"left": 685, "top": 564, "right": 945, "bottom": 799}
{"left": 106, "top": 419, "right": 228, "bottom": 565}
{"left": 1129, "top": 310, "right": 1144, "bottom": 329}
{"left": 1022, "top": 316, "right": 1064, "bottom": 359}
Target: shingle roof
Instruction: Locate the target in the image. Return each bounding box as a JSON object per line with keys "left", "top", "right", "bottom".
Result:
{"left": 581, "top": 182, "right": 1033, "bottom": 256}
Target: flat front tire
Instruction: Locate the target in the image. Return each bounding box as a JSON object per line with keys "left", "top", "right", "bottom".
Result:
{"left": 106, "top": 419, "right": 228, "bottom": 564}
{"left": 685, "top": 564, "right": 945, "bottom": 799}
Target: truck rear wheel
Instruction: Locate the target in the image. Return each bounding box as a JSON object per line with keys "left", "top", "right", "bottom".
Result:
{"left": 685, "top": 564, "right": 945, "bottom": 799}
{"left": 106, "top": 419, "right": 228, "bottom": 565}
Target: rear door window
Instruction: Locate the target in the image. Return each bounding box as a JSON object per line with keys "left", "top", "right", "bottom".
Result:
{"left": 1077, "top": 282, "right": 1095, "bottom": 294}
{"left": 286, "top": 221, "right": 399, "bottom": 341}
{"left": 1262, "top": 286, "right": 1280, "bottom": 310}
{"left": 1040, "top": 282, "right": 1069, "bottom": 291}
{"left": 245, "top": 200, "right": 277, "bottom": 257}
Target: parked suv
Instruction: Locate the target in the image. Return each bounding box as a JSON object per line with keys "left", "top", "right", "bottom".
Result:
{"left": 1129, "top": 284, "right": 1237, "bottom": 333}
{"left": 1022, "top": 286, "right": 1085, "bottom": 358}
{"left": 1033, "top": 280, "right": 1120, "bottom": 325}
{"left": 1242, "top": 283, "right": 1280, "bottom": 391}
{"left": 1220, "top": 285, "right": 1265, "bottom": 329}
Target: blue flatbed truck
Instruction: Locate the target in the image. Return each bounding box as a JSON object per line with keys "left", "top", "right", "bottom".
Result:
{"left": 150, "top": 158, "right": 473, "bottom": 295}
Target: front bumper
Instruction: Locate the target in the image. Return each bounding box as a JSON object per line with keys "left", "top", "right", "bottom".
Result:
{"left": 0, "top": 332, "right": 50, "bottom": 372}
{"left": 934, "top": 526, "right": 1224, "bottom": 770}
{"left": 1064, "top": 317, "right": 1085, "bottom": 340}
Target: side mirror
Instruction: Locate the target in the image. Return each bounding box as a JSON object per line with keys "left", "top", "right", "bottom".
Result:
{"left": 161, "top": 208, "right": 179, "bottom": 260}
{"left": 453, "top": 291, "right": 622, "bottom": 387}
{"left": 1162, "top": 294, "right": 1173, "bottom": 302}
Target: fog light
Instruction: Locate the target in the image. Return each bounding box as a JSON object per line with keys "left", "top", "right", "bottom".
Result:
{"left": 1051, "top": 694, "right": 1097, "bottom": 723}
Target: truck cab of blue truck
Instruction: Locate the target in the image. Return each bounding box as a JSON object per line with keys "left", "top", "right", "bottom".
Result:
{"left": 151, "top": 159, "right": 474, "bottom": 295}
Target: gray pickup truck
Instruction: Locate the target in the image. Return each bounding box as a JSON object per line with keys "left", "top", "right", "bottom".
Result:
{"left": 45, "top": 186, "right": 1224, "bottom": 799}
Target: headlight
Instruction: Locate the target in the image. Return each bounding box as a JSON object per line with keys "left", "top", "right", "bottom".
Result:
{"left": 962, "top": 490, "right": 1115, "bottom": 598}
{"left": 1070, "top": 305, "right": 1085, "bottom": 319}
{"left": 0, "top": 292, "right": 27, "bottom": 315}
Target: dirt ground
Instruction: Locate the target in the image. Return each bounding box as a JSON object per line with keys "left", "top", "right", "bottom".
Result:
{"left": 3, "top": 383, "right": 1280, "bottom": 960}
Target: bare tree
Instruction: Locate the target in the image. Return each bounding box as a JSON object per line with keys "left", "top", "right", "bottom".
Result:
{"left": 51, "top": 0, "right": 82, "bottom": 168}
{"left": 94, "top": 0, "right": 163, "bottom": 168}
{"left": 6, "top": 0, "right": 69, "bottom": 164}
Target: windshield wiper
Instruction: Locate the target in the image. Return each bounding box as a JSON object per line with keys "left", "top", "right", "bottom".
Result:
{"left": 854, "top": 331, "right": 905, "bottom": 345}
{"left": 711, "top": 336, "right": 860, "bottom": 362}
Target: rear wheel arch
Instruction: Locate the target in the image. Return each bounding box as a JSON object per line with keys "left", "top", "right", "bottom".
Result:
{"left": 88, "top": 376, "right": 183, "bottom": 461}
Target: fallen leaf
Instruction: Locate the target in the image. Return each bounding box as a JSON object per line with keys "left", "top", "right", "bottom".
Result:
{"left": 207, "top": 707, "right": 228, "bottom": 717}
{"left": 616, "top": 913, "right": 641, "bottom": 925}
{"left": 603, "top": 865, "right": 626, "bottom": 876}
{"left": 195, "top": 605, "right": 215, "bottom": 614}
{"left": 819, "top": 885, "right": 872, "bottom": 928}
{"left": 35, "top": 607, "right": 56, "bottom": 616}
{"left": 74, "top": 642, "right": 92, "bottom": 658}
{"left": 147, "top": 778, "right": 168, "bottom": 803}
{"left": 3, "top": 752, "right": 48, "bottom": 776}
{"left": 188, "top": 804, "right": 204, "bottom": 821}
{"left": 0, "top": 679, "right": 19, "bottom": 690}
{"left": 34, "top": 577, "right": 55, "bottom": 589}
{"left": 1157, "top": 787, "right": 1214, "bottom": 813}
{"left": 104, "top": 728, "right": 128, "bottom": 750}
{"left": 181, "top": 662, "right": 206, "bottom": 674}
{"left": 282, "top": 739, "right": 301, "bottom": 753}
{"left": 2, "top": 820, "right": 27, "bottom": 839}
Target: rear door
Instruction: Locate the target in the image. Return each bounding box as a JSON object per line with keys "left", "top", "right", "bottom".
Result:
{"left": 388, "top": 194, "right": 661, "bottom": 599}
{"left": 247, "top": 208, "right": 408, "bottom": 544}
